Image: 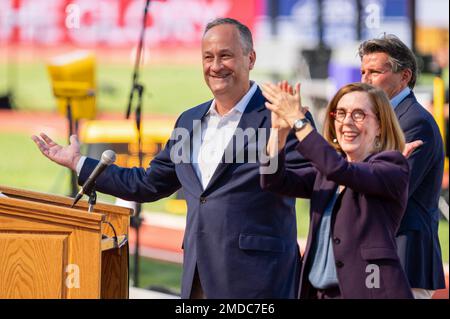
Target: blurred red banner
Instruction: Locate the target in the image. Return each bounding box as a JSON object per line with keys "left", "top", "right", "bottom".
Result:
{"left": 0, "top": 0, "right": 260, "bottom": 48}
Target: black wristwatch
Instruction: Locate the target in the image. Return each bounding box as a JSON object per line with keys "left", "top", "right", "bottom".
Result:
{"left": 292, "top": 118, "right": 310, "bottom": 132}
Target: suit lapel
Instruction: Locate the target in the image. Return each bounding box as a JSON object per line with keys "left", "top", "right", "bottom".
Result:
{"left": 177, "top": 100, "right": 212, "bottom": 194}
{"left": 203, "top": 87, "right": 267, "bottom": 193}
{"left": 394, "top": 91, "right": 416, "bottom": 120}
{"left": 184, "top": 100, "right": 212, "bottom": 133}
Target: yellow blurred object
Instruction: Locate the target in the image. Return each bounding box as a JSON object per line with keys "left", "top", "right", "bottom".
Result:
{"left": 80, "top": 119, "right": 173, "bottom": 145}
{"left": 165, "top": 199, "right": 187, "bottom": 215}
{"left": 445, "top": 158, "right": 449, "bottom": 179}
{"left": 79, "top": 117, "right": 187, "bottom": 214}
{"left": 416, "top": 27, "right": 449, "bottom": 55}
{"left": 80, "top": 119, "right": 174, "bottom": 168}
{"left": 47, "top": 51, "right": 96, "bottom": 120}
{"left": 433, "top": 76, "right": 449, "bottom": 187}
{"left": 433, "top": 77, "right": 446, "bottom": 141}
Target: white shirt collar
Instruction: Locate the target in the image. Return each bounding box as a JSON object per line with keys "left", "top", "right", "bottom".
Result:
{"left": 207, "top": 81, "right": 258, "bottom": 117}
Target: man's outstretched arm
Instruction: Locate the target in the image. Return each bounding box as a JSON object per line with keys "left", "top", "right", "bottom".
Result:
{"left": 31, "top": 131, "right": 181, "bottom": 203}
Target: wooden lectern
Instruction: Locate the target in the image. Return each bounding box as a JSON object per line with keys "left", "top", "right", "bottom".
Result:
{"left": 0, "top": 185, "right": 133, "bottom": 299}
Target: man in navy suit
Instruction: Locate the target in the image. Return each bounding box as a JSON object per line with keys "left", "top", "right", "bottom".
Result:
{"left": 359, "top": 35, "right": 446, "bottom": 298}
{"left": 32, "top": 18, "right": 313, "bottom": 299}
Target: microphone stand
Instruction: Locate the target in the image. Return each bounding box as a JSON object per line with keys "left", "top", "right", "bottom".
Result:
{"left": 125, "top": 0, "right": 151, "bottom": 288}
{"left": 87, "top": 186, "right": 97, "bottom": 213}
{"left": 65, "top": 97, "right": 79, "bottom": 198}
{"left": 67, "top": 99, "right": 76, "bottom": 197}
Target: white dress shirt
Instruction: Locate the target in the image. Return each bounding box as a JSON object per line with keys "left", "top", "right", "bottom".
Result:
{"left": 77, "top": 82, "right": 258, "bottom": 191}
{"left": 192, "top": 82, "right": 257, "bottom": 189}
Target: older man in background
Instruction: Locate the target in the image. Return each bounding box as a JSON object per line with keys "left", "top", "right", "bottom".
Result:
{"left": 359, "top": 35, "right": 445, "bottom": 299}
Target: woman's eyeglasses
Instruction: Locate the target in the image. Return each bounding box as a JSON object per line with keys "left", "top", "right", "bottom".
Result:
{"left": 330, "top": 109, "right": 376, "bottom": 123}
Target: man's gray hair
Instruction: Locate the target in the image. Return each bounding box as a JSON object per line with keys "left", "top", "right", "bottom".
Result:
{"left": 204, "top": 18, "right": 254, "bottom": 54}
{"left": 358, "top": 34, "right": 418, "bottom": 89}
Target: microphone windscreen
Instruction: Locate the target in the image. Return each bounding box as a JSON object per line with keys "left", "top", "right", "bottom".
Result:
{"left": 101, "top": 150, "right": 116, "bottom": 165}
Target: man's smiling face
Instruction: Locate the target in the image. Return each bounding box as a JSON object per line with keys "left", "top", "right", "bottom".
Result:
{"left": 201, "top": 24, "right": 255, "bottom": 100}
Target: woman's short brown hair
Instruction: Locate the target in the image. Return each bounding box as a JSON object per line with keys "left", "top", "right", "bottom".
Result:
{"left": 323, "top": 82, "right": 405, "bottom": 154}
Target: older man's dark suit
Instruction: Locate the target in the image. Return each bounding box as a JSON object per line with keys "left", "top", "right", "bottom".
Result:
{"left": 78, "top": 87, "right": 313, "bottom": 298}
{"left": 394, "top": 92, "right": 445, "bottom": 290}
{"left": 261, "top": 131, "right": 413, "bottom": 299}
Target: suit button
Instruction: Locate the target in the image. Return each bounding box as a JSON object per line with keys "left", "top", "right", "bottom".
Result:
{"left": 333, "top": 237, "right": 341, "bottom": 245}
{"left": 335, "top": 261, "right": 344, "bottom": 268}
{"left": 200, "top": 197, "right": 207, "bottom": 204}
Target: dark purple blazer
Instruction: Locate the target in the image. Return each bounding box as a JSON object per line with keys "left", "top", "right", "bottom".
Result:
{"left": 261, "top": 130, "right": 413, "bottom": 299}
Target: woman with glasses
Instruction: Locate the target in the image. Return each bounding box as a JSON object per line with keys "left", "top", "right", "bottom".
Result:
{"left": 260, "top": 82, "right": 413, "bottom": 299}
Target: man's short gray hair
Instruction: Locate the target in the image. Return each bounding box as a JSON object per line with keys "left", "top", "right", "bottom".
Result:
{"left": 358, "top": 34, "right": 418, "bottom": 89}
{"left": 204, "top": 18, "right": 254, "bottom": 54}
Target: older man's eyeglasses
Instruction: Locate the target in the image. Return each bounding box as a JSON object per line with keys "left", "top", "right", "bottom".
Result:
{"left": 330, "top": 109, "right": 375, "bottom": 123}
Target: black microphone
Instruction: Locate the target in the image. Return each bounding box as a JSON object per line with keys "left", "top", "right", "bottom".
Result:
{"left": 71, "top": 150, "right": 116, "bottom": 208}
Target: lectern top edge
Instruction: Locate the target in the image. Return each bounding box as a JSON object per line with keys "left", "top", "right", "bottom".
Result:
{"left": 0, "top": 185, "right": 134, "bottom": 217}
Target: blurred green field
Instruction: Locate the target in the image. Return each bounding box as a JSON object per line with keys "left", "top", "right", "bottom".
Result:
{"left": 129, "top": 256, "right": 182, "bottom": 294}
{"left": 0, "top": 62, "right": 212, "bottom": 115}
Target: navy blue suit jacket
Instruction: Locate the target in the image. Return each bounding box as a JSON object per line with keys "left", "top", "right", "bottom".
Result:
{"left": 261, "top": 131, "right": 413, "bottom": 299}
{"left": 79, "top": 87, "right": 313, "bottom": 298}
{"left": 394, "top": 92, "right": 445, "bottom": 290}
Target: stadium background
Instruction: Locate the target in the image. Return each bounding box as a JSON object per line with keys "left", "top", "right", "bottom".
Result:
{"left": 0, "top": 0, "right": 448, "bottom": 298}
